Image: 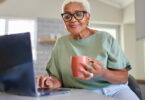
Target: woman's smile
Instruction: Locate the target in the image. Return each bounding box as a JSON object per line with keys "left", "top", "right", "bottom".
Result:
{"left": 69, "top": 24, "right": 79, "bottom": 28}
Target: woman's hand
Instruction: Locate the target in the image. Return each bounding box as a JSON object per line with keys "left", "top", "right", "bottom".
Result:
{"left": 36, "top": 75, "right": 53, "bottom": 88}
{"left": 36, "top": 75, "right": 62, "bottom": 89}
{"left": 80, "top": 59, "right": 105, "bottom": 80}
{"left": 80, "top": 58, "right": 128, "bottom": 84}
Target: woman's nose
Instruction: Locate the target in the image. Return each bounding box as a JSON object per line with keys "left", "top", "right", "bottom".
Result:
{"left": 70, "top": 16, "right": 77, "bottom": 22}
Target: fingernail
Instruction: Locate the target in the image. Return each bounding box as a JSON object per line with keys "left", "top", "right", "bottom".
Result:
{"left": 80, "top": 63, "right": 85, "bottom": 66}
{"left": 80, "top": 68, "right": 83, "bottom": 72}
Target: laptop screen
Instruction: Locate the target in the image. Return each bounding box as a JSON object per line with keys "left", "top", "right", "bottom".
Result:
{"left": 0, "top": 32, "right": 37, "bottom": 96}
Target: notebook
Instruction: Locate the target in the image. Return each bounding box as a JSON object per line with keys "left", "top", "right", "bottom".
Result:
{"left": 0, "top": 32, "right": 70, "bottom": 96}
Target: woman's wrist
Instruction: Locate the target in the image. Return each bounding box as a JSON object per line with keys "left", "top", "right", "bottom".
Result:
{"left": 101, "top": 69, "right": 107, "bottom": 78}
{"left": 50, "top": 76, "right": 62, "bottom": 89}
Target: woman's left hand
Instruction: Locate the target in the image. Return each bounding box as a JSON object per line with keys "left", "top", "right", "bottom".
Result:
{"left": 80, "top": 59, "right": 106, "bottom": 80}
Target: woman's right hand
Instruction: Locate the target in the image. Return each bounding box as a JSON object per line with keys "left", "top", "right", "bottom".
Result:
{"left": 36, "top": 75, "right": 53, "bottom": 89}
{"left": 36, "top": 75, "right": 62, "bottom": 89}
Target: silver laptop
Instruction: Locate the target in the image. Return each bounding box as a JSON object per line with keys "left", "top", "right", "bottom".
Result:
{"left": 0, "top": 32, "right": 70, "bottom": 96}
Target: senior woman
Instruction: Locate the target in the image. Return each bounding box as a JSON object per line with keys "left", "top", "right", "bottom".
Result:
{"left": 36, "top": 0, "right": 139, "bottom": 100}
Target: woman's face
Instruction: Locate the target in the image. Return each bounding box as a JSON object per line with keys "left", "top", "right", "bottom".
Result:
{"left": 63, "top": 2, "right": 90, "bottom": 35}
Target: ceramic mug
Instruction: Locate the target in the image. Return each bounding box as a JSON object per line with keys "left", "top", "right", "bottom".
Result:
{"left": 71, "top": 56, "right": 91, "bottom": 78}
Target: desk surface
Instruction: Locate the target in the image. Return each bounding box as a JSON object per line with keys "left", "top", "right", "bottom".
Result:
{"left": 0, "top": 89, "right": 117, "bottom": 100}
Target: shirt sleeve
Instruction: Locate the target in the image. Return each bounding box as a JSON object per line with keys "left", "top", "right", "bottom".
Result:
{"left": 46, "top": 40, "right": 62, "bottom": 80}
{"left": 107, "top": 35, "right": 131, "bottom": 71}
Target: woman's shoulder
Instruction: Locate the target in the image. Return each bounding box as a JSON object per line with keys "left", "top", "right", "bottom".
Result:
{"left": 96, "top": 31, "right": 114, "bottom": 40}
{"left": 52, "top": 35, "right": 68, "bottom": 49}
{"left": 97, "top": 31, "right": 112, "bottom": 37}
{"left": 55, "top": 34, "right": 68, "bottom": 44}
{"left": 57, "top": 34, "right": 68, "bottom": 41}
{"left": 95, "top": 31, "right": 116, "bottom": 46}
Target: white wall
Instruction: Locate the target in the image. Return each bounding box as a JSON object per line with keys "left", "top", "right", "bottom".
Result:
{"left": 134, "top": 0, "right": 145, "bottom": 79}
{"left": 89, "top": 0, "right": 122, "bottom": 23}
{"left": 0, "top": 0, "right": 122, "bottom": 23}
{"left": 136, "top": 40, "right": 145, "bottom": 79}
{"left": 123, "top": 24, "right": 136, "bottom": 77}
{"left": 123, "top": 2, "right": 135, "bottom": 24}
{"left": 0, "top": 0, "right": 63, "bottom": 19}
{"left": 121, "top": 2, "right": 138, "bottom": 78}
{"left": 122, "top": 1, "right": 145, "bottom": 79}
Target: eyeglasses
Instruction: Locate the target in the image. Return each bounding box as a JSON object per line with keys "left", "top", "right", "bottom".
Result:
{"left": 61, "top": 11, "right": 88, "bottom": 22}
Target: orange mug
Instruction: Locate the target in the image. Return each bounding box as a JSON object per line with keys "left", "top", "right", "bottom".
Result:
{"left": 71, "top": 56, "right": 91, "bottom": 78}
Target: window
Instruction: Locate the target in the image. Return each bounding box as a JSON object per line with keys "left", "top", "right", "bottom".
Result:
{"left": 0, "top": 18, "right": 37, "bottom": 60}
{"left": 91, "top": 27, "right": 117, "bottom": 39}
{"left": 89, "top": 23, "right": 120, "bottom": 41}
{"left": 0, "top": 19, "right": 5, "bottom": 35}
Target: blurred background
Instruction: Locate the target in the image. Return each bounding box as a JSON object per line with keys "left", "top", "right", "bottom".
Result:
{"left": 0, "top": 0, "right": 145, "bottom": 99}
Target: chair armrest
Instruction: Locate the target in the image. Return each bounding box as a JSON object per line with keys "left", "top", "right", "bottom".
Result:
{"left": 128, "top": 74, "right": 142, "bottom": 100}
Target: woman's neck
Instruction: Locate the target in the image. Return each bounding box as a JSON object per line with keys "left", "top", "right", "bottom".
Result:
{"left": 68, "top": 28, "right": 97, "bottom": 40}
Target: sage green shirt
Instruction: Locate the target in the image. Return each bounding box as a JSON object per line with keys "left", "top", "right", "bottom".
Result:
{"left": 46, "top": 31, "right": 131, "bottom": 89}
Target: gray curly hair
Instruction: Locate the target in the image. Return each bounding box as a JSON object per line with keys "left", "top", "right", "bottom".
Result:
{"left": 62, "top": 0, "right": 90, "bottom": 13}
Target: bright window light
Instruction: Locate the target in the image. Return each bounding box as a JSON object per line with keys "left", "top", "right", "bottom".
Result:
{"left": 90, "top": 27, "right": 117, "bottom": 39}
{"left": 8, "top": 19, "right": 35, "bottom": 43}
{"left": 7, "top": 19, "right": 37, "bottom": 61}
{"left": 0, "top": 19, "right": 6, "bottom": 35}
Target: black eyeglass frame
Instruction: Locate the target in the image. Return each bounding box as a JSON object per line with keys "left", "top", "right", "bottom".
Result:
{"left": 61, "top": 11, "right": 88, "bottom": 22}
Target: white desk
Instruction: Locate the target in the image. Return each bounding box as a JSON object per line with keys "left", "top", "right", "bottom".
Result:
{"left": 0, "top": 89, "right": 117, "bottom": 100}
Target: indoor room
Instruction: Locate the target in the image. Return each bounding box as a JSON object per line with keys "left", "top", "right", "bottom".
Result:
{"left": 0, "top": 0, "right": 145, "bottom": 100}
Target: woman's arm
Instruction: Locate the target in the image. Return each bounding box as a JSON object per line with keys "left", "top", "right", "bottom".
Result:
{"left": 36, "top": 75, "right": 62, "bottom": 89}
{"left": 101, "top": 68, "right": 128, "bottom": 84}
{"left": 80, "top": 60, "right": 128, "bottom": 84}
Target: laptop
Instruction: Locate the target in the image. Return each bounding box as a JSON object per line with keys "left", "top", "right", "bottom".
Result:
{"left": 0, "top": 32, "right": 70, "bottom": 96}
